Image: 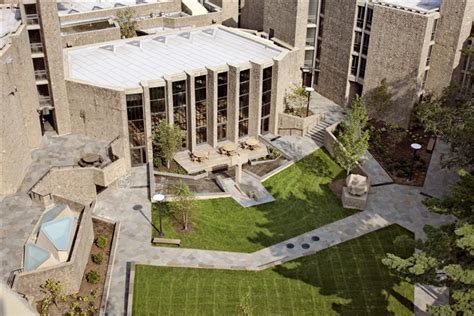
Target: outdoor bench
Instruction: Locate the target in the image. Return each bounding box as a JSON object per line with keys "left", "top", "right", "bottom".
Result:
{"left": 152, "top": 238, "right": 181, "bottom": 246}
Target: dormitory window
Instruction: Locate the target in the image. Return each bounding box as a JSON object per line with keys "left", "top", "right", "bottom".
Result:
{"left": 366, "top": 8, "right": 373, "bottom": 31}
{"left": 239, "top": 69, "right": 250, "bottom": 137}
{"left": 354, "top": 32, "right": 362, "bottom": 52}
{"left": 357, "top": 6, "right": 365, "bottom": 28}
{"left": 351, "top": 56, "right": 358, "bottom": 76}
{"left": 150, "top": 87, "right": 166, "bottom": 130}
{"left": 318, "top": 16, "right": 324, "bottom": 37}
{"left": 359, "top": 58, "right": 367, "bottom": 78}
{"left": 172, "top": 80, "right": 187, "bottom": 148}
{"left": 422, "top": 70, "right": 429, "bottom": 89}
{"left": 217, "top": 72, "right": 228, "bottom": 141}
{"left": 362, "top": 34, "right": 370, "bottom": 55}
{"left": 195, "top": 75, "right": 207, "bottom": 145}
{"left": 426, "top": 46, "right": 433, "bottom": 66}
{"left": 126, "top": 94, "right": 147, "bottom": 166}
{"left": 320, "top": 0, "right": 326, "bottom": 15}
{"left": 431, "top": 19, "right": 438, "bottom": 41}
{"left": 261, "top": 67, "right": 272, "bottom": 134}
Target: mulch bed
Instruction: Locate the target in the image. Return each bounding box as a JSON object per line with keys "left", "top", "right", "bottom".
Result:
{"left": 368, "top": 120, "right": 434, "bottom": 187}
{"left": 38, "top": 218, "right": 115, "bottom": 316}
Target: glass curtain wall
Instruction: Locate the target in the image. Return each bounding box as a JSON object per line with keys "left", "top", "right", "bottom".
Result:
{"left": 217, "top": 72, "right": 228, "bottom": 141}
{"left": 172, "top": 80, "right": 187, "bottom": 148}
{"left": 195, "top": 75, "right": 207, "bottom": 144}
{"left": 126, "top": 94, "right": 147, "bottom": 166}
{"left": 261, "top": 67, "right": 272, "bottom": 134}
{"left": 238, "top": 69, "right": 250, "bottom": 137}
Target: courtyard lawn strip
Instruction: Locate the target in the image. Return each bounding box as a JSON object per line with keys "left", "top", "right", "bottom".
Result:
{"left": 153, "top": 149, "right": 355, "bottom": 252}
{"left": 133, "top": 225, "right": 414, "bottom": 316}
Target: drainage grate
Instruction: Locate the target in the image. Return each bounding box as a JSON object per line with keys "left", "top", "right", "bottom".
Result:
{"left": 286, "top": 243, "right": 295, "bottom": 249}
{"left": 311, "top": 236, "right": 320, "bottom": 242}
{"left": 302, "top": 243, "right": 310, "bottom": 249}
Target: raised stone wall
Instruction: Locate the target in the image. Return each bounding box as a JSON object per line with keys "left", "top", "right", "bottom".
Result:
{"left": 207, "top": 0, "right": 238, "bottom": 27}
{"left": 278, "top": 112, "right": 323, "bottom": 136}
{"left": 239, "top": 0, "right": 264, "bottom": 31}
{"left": 0, "top": 24, "right": 41, "bottom": 195}
{"left": 61, "top": 26, "right": 121, "bottom": 48}
{"left": 58, "top": 1, "right": 182, "bottom": 23}
{"left": 364, "top": 6, "right": 429, "bottom": 128}
{"left": 13, "top": 203, "right": 94, "bottom": 300}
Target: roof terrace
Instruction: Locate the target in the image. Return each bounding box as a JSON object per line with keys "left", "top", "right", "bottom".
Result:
{"left": 374, "top": 0, "right": 441, "bottom": 14}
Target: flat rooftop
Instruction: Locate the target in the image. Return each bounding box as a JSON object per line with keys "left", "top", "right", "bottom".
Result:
{"left": 66, "top": 26, "right": 284, "bottom": 88}
{"left": 0, "top": 5, "right": 20, "bottom": 38}
{"left": 375, "top": 0, "right": 441, "bottom": 13}
{"left": 57, "top": 0, "right": 171, "bottom": 15}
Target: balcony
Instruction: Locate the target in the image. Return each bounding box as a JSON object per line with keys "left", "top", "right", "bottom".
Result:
{"left": 30, "top": 43, "right": 43, "bottom": 54}
{"left": 35, "top": 70, "right": 48, "bottom": 81}
{"left": 26, "top": 14, "right": 39, "bottom": 26}
{"left": 38, "top": 95, "right": 51, "bottom": 106}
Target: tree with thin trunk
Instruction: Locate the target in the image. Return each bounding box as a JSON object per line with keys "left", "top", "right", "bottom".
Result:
{"left": 365, "top": 78, "right": 393, "bottom": 120}
{"left": 170, "top": 181, "right": 196, "bottom": 231}
{"left": 334, "top": 96, "right": 370, "bottom": 174}
{"left": 115, "top": 8, "right": 137, "bottom": 39}
{"left": 152, "top": 120, "right": 183, "bottom": 169}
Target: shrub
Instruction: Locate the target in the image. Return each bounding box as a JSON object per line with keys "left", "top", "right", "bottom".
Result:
{"left": 95, "top": 235, "right": 108, "bottom": 249}
{"left": 86, "top": 271, "right": 101, "bottom": 284}
{"left": 92, "top": 253, "right": 104, "bottom": 265}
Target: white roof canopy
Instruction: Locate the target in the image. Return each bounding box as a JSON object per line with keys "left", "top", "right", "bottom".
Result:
{"left": 66, "top": 26, "right": 284, "bottom": 88}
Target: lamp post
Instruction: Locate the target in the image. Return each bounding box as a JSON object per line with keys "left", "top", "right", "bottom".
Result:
{"left": 409, "top": 143, "right": 422, "bottom": 181}
{"left": 152, "top": 193, "right": 165, "bottom": 237}
{"left": 305, "top": 87, "right": 314, "bottom": 118}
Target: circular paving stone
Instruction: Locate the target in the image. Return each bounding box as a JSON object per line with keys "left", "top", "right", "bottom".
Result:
{"left": 311, "top": 236, "right": 320, "bottom": 242}
{"left": 286, "top": 243, "right": 295, "bottom": 249}
{"left": 302, "top": 243, "right": 310, "bottom": 249}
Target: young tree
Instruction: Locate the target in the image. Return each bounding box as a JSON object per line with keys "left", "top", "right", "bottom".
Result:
{"left": 334, "top": 96, "right": 370, "bottom": 174}
{"left": 170, "top": 181, "right": 196, "bottom": 231}
{"left": 152, "top": 120, "right": 183, "bottom": 169}
{"left": 115, "top": 8, "right": 137, "bottom": 39}
{"left": 365, "top": 78, "right": 393, "bottom": 119}
{"left": 382, "top": 170, "right": 474, "bottom": 315}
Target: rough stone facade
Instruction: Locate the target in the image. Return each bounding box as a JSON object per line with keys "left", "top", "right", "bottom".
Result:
{"left": 316, "top": 0, "right": 357, "bottom": 106}
{"left": 0, "top": 22, "right": 41, "bottom": 195}
{"left": 37, "top": 0, "right": 71, "bottom": 135}
{"left": 207, "top": 0, "right": 238, "bottom": 27}
{"left": 239, "top": 0, "right": 264, "bottom": 31}
{"left": 426, "top": 0, "right": 474, "bottom": 94}
{"left": 13, "top": 202, "right": 94, "bottom": 300}
{"left": 364, "top": 6, "right": 431, "bottom": 127}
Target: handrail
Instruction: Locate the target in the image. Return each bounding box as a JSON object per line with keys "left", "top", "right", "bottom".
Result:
{"left": 277, "top": 127, "right": 304, "bottom": 136}
{"left": 7, "top": 268, "right": 23, "bottom": 288}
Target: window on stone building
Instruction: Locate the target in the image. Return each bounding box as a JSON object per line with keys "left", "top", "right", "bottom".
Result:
{"left": 366, "top": 8, "right": 373, "bottom": 30}
{"left": 354, "top": 32, "right": 362, "bottom": 53}
{"left": 359, "top": 57, "right": 367, "bottom": 78}
{"left": 195, "top": 75, "right": 207, "bottom": 145}
{"left": 172, "top": 80, "right": 187, "bottom": 148}
{"left": 217, "top": 72, "right": 228, "bottom": 141}
{"left": 261, "top": 67, "right": 272, "bottom": 134}
{"left": 126, "top": 94, "right": 147, "bottom": 166}
{"left": 150, "top": 87, "right": 166, "bottom": 130}
{"left": 431, "top": 19, "right": 438, "bottom": 41}
{"left": 239, "top": 69, "right": 250, "bottom": 137}
{"left": 357, "top": 6, "right": 365, "bottom": 28}
{"left": 362, "top": 34, "right": 370, "bottom": 55}
{"left": 351, "top": 56, "right": 359, "bottom": 76}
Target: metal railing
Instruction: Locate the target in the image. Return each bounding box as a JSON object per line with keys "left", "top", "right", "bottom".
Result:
{"left": 277, "top": 127, "right": 304, "bottom": 137}
{"left": 26, "top": 14, "right": 39, "bottom": 25}
{"left": 34, "top": 69, "right": 48, "bottom": 81}
{"left": 38, "top": 95, "right": 51, "bottom": 105}
{"left": 30, "top": 42, "right": 43, "bottom": 53}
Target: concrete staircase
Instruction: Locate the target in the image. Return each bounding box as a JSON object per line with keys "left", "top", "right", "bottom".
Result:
{"left": 304, "top": 120, "right": 333, "bottom": 146}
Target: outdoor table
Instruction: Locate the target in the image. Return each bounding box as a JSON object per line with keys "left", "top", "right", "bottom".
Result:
{"left": 192, "top": 150, "right": 208, "bottom": 162}
{"left": 222, "top": 143, "right": 237, "bottom": 153}
{"left": 80, "top": 153, "right": 102, "bottom": 166}
{"left": 245, "top": 138, "right": 259, "bottom": 148}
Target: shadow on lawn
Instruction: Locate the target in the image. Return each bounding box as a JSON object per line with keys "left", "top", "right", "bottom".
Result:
{"left": 269, "top": 225, "right": 414, "bottom": 315}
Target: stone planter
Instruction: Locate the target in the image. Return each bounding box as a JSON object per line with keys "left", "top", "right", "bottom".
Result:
{"left": 278, "top": 112, "right": 323, "bottom": 136}
{"left": 323, "top": 122, "right": 339, "bottom": 157}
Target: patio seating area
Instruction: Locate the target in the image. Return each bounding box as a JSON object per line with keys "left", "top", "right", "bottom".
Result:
{"left": 175, "top": 139, "right": 268, "bottom": 174}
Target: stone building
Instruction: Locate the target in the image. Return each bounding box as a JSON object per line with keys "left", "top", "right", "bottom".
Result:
{"left": 64, "top": 25, "right": 297, "bottom": 167}
{"left": 237, "top": 0, "right": 474, "bottom": 127}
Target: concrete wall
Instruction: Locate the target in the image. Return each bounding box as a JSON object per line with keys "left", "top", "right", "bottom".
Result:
{"left": 316, "top": 0, "right": 357, "bottom": 106}
{"left": 262, "top": 0, "right": 308, "bottom": 71}
{"left": 58, "top": 1, "right": 182, "bottom": 23}
{"left": 13, "top": 203, "right": 94, "bottom": 299}
{"left": 207, "top": 0, "right": 238, "bottom": 27}
{"left": 239, "top": 0, "right": 264, "bottom": 31}
{"left": 61, "top": 26, "right": 121, "bottom": 48}
{"left": 38, "top": 0, "right": 71, "bottom": 135}
{"left": 364, "top": 5, "right": 430, "bottom": 127}
{"left": 136, "top": 11, "right": 222, "bottom": 30}
{"left": 426, "top": 0, "right": 474, "bottom": 94}
{"left": 0, "top": 24, "right": 41, "bottom": 195}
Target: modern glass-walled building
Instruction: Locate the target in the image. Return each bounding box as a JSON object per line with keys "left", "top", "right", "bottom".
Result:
{"left": 65, "top": 25, "right": 295, "bottom": 167}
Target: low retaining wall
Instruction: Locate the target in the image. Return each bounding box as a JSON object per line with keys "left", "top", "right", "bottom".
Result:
{"left": 154, "top": 170, "right": 208, "bottom": 181}
{"left": 62, "top": 25, "right": 121, "bottom": 48}
{"left": 323, "top": 122, "right": 339, "bottom": 157}
{"left": 278, "top": 112, "right": 324, "bottom": 136}
{"left": 13, "top": 202, "right": 95, "bottom": 300}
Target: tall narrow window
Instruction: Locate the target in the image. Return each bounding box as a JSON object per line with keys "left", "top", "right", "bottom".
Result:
{"left": 126, "top": 94, "right": 147, "bottom": 166}
{"left": 357, "top": 6, "right": 365, "bottom": 28}
{"left": 426, "top": 45, "right": 433, "bottom": 66}
{"left": 353, "top": 32, "right": 362, "bottom": 53}
{"left": 239, "top": 69, "right": 250, "bottom": 137}
{"left": 172, "top": 80, "right": 187, "bottom": 148}
{"left": 150, "top": 87, "right": 166, "bottom": 130}
{"left": 217, "top": 72, "right": 228, "bottom": 141}
{"left": 362, "top": 34, "right": 370, "bottom": 55}
{"left": 261, "top": 67, "right": 272, "bottom": 134}
{"left": 351, "top": 56, "right": 359, "bottom": 76}
{"left": 366, "top": 8, "right": 373, "bottom": 30}
{"left": 195, "top": 75, "right": 207, "bottom": 144}
{"left": 431, "top": 19, "right": 438, "bottom": 41}
{"left": 359, "top": 58, "right": 367, "bottom": 78}
{"left": 320, "top": 0, "right": 326, "bottom": 15}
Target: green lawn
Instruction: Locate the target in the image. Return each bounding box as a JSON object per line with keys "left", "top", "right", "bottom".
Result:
{"left": 153, "top": 150, "right": 356, "bottom": 252}
{"left": 134, "top": 225, "right": 414, "bottom": 316}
